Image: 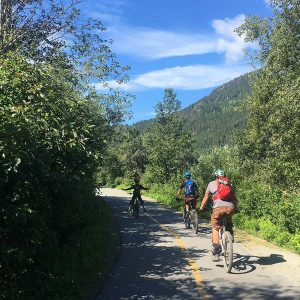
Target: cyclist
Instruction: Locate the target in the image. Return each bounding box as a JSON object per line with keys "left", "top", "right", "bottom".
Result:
{"left": 199, "top": 169, "right": 238, "bottom": 261}
{"left": 122, "top": 176, "right": 149, "bottom": 212}
{"left": 176, "top": 171, "right": 199, "bottom": 220}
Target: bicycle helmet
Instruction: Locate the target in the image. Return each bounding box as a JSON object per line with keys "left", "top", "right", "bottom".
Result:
{"left": 184, "top": 171, "right": 192, "bottom": 179}
{"left": 214, "top": 169, "right": 225, "bottom": 177}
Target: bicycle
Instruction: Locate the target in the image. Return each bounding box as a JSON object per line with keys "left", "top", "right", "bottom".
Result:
{"left": 182, "top": 201, "right": 198, "bottom": 234}
{"left": 219, "top": 215, "right": 233, "bottom": 273}
{"left": 128, "top": 196, "right": 140, "bottom": 219}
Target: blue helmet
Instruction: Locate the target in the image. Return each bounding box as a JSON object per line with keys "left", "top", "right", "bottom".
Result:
{"left": 184, "top": 171, "right": 192, "bottom": 179}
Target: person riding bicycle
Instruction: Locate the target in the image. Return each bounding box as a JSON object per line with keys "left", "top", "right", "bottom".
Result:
{"left": 199, "top": 169, "right": 238, "bottom": 261}
{"left": 122, "top": 176, "right": 149, "bottom": 212}
{"left": 176, "top": 171, "right": 199, "bottom": 219}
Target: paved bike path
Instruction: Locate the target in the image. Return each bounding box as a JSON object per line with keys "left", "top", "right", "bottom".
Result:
{"left": 96, "top": 188, "right": 300, "bottom": 300}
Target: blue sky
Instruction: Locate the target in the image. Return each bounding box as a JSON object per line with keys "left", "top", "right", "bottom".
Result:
{"left": 80, "top": 0, "right": 271, "bottom": 124}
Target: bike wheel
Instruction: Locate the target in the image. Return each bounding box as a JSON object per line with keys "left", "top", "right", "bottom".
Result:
{"left": 185, "top": 213, "right": 191, "bottom": 229}
{"left": 134, "top": 203, "right": 139, "bottom": 218}
{"left": 222, "top": 231, "right": 233, "bottom": 273}
{"left": 191, "top": 210, "right": 198, "bottom": 234}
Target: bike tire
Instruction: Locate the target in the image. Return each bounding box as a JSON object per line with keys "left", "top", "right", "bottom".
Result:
{"left": 222, "top": 231, "right": 233, "bottom": 273}
{"left": 133, "top": 202, "right": 139, "bottom": 219}
{"left": 129, "top": 206, "right": 133, "bottom": 214}
{"left": 185, "top": 214, "right": 191, "bottom": 229}
{"left": 191, "top": 210, "right": 198, "bottom": 234}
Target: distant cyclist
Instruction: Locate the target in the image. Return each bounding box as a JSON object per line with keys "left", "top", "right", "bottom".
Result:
{"left": 200, "top": 169, "right": 238, "bottom": 261}
{"left": 176, "top": 171, "right": 199, "bottom": 219}
{"left": 122, "top": 176, "right": 149, "bottom": 212}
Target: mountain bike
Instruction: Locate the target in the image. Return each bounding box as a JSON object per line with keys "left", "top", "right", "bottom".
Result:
{"left": 128, "top": 196, "right": 140, "bottom": 219}
{"left": 219, "top": 215, "right": 233, "bottom": 273}
{"left": 183, "top": 200, "right": 198, "bottom": 234}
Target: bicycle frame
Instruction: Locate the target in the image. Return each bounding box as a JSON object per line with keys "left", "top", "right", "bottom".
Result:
{"left": 183, "top": 200, "right": 198, "bottom": 234}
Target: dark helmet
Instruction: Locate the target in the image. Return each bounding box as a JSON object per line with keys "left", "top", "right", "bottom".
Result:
{"left": 184, "top": 171, "right": 192, "bottom": 179}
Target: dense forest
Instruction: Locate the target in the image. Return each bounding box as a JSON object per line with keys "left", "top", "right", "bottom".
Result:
{"left": 0, "top": 0, "right": 299, "bottom": 299}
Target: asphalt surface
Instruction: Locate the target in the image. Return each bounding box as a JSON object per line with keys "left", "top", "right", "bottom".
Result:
{"left": 96, "top": 188, "right": 300, "bottom": 300}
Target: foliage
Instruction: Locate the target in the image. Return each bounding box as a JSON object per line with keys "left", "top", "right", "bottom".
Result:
{"left": 143, "top": 88, "right": 196, "bottom": 184}
{"left": 0, "top": 46, "right": 121, "bottom": 297}
{"left": 0, "top": 0, "right": 131, "bottom": 125}
{"left": 97, "top": 125, "right": 147, "bottom": 186}
{"left": 234, "top": 215, "right": 300, "bottom": 254}
{"left": 236, "top": 0, "right": 300, "bottom": 191}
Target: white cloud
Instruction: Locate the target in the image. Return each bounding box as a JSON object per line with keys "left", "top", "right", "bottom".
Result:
{"left": 213, "top": 14, "right": 253, "bottom": 62}
{"left": 103, "top": 14, "right": 255, "bottom": 63}
{"left": 109, "top": 26, "right": 216, "bottom": 60}
{"left": 95, "top": 63, "right": 251, "bottom": 91}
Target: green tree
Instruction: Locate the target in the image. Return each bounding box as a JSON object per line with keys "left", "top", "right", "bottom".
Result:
{"left": 236, "top": 0, "right": 300, "bottom": 190}
{"left": 0, "top": 0, "right": 131, "bottom": 124}
{"left": 144, "top": 89, "right": 196, "bottom": 183}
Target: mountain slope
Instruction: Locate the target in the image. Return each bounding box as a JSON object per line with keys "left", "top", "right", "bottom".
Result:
{"left": 135, "top": 73, "right": 252, "bottom": 152}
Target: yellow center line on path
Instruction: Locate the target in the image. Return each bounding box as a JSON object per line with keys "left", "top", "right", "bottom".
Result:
{"left": 147, "top": 214, "right": 210, "bottom": 300}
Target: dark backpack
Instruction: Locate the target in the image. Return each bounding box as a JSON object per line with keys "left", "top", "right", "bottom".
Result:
{"left": 184, "top": 179, "right": 196, "bottom": 196}
{"left": 212, "top": 176, "right": 234, "bottom": 201}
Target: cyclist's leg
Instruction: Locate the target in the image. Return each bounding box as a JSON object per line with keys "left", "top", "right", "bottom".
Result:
{"left": 127, "top": 195, "right": 134, "bottom": 212}
{"left": 224, "top": 207, "right": 235, "bottom": 239}
{"left": 185, "top": 197, "right": 192, "bottom": 213}
{"left": 191, "top": 197, "right": 197, "bottom": 209}
{"left": 130, "top": 195, "right": 134, "bottom": 206}
{"left": 138, "top": 195, "right": 146, "bottom": 211}
{"left": 184, "top": 197, "right": 188, "bottom": 214}
{"left": 211, "top": 208, "right": 223, "bottom": 259}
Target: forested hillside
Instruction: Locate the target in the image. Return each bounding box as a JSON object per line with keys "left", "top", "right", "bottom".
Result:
{"left": 135, "top": 73, "right": 251, "bottom": 151}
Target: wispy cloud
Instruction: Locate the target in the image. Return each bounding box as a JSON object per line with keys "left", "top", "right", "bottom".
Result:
{"left": 109, "top": 27, "right": 216, "bottom": 60}
{"left": 95, "top": 63, "right": 251, "bottom": 91}
{"left": 102, "top": 14, "right": 254, "bottom": 63}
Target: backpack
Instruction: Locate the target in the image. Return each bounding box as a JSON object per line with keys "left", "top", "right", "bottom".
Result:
{"left": 184, "top": 179, "right": 196, "bottom": 196}
{"left": 212, "top": 176, "right": 234, "bottom": 201}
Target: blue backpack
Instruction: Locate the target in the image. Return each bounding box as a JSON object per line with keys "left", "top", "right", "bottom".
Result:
{"left": 184, "top": 179, "right": 195, "bottom": 196}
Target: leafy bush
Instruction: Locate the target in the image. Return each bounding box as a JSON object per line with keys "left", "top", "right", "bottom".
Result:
{"left": 0, "top": 52, "right": 112, "bottom": 298}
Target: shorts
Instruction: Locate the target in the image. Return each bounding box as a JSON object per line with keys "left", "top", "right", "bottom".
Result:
{"left": 184, "top": 196, "right": 197, "bottom": 209}
{"left": 211, "top": 206, "right": 234, "bottom": 230}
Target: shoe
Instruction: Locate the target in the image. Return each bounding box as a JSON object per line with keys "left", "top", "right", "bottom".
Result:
{"left": 211, "top": 244, "right": 221, "bottom": 261}
{"left": 211, "top": 253, "right": 220, "bottom": 262}
{"left": 211, "top": 244, "right": 222, "bottom": 255}
{"left": 143, "top": 207, "right": 146, "bottom": 212}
